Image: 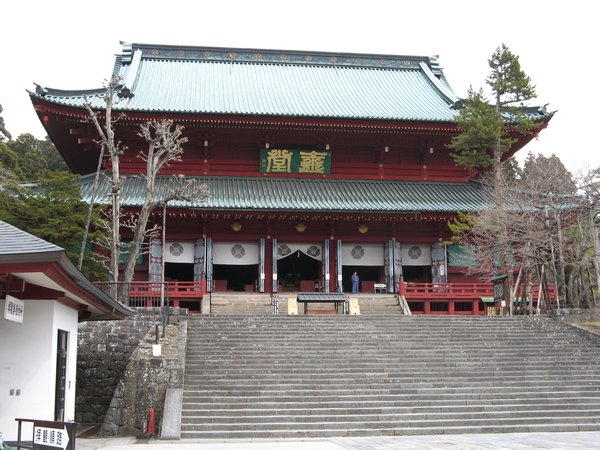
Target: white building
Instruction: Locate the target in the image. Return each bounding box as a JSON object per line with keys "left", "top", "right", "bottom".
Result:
{"left": 0, "top": 220, "right": 131, "bottom": 441}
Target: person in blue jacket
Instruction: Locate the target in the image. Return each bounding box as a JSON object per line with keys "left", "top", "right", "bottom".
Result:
{"left": 351, "top": 272, "right": 360, "bottom": 294}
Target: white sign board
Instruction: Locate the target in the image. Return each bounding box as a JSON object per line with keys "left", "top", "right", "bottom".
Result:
{"left": 4, "top": 294, "right": 24, "bottom": 323}
{"left": 33, "top": 425, "right": 70, "bottom": 448}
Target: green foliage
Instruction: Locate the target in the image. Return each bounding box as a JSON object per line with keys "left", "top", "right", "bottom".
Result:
{"left": 449, "top": 88, "right": 503, "bottom": 169}
{"left": 0, "top": 133, "right": 67, "bottom": 182}
{"left": 40, "top": 136, "right": 69, "bottom": 172}
{"left": 0, "top": 141, "right": 25, "bottom": 179}
{"left": 450, "top": 45, "right": 537, "bottom": 171}
{"left": 0, "top": 103, "right": 11, "bottom": 141}
{"left": 7, "top": 133, "right": 47, "bottom": 181}
{"left": 0, "top": 170, "right": 108, "bottom": 280}
{"left": 487, "top": 44, "right": 536, "bottom": 106}
{"left": 502, "top": 157, "right": 521, "bottom": 182}
{"left": 0, "top": 108, "right": 101, "bottom": 279}
{"left": 447, "top": 211, "right": 475, "bottom": 243}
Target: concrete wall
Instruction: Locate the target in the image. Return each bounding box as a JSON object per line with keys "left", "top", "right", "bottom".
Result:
{"left": 0, "top": 299, "right": 78, "bottom": 441}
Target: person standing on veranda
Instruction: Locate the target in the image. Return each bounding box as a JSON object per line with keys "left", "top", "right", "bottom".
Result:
{"left": 351, "top": 272, "right": 360, "bottom": 294}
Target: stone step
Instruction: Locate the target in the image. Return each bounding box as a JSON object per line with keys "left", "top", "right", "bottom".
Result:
{"left": 182, "top": 401, "right": 600, "bottom": 416}
{"left": 181, "top": 315, "right": 600, "bottom": 438}
{"left": 186, "top": 329, "right": 577, "bottom": 336}
{"left": 185, "top": 359, "right": 600, "bottom": 368}
{"left": 185, "top": 371, "right": 600, "bottom": 382}
{"left": 182, "top": 408, "right": 600, "bottom": 424}
{"left": 179, "top": 422, "right": 600, "bottom": 439}
{"left": 186, "top": 344, "right": 598, "bottom": 352}
{"left": 183, "top": 386, "right": 600, "bottom": 406}
{"left": 180, "top": 415, "right": 600, "bottom": 432}
{"left": 186, "top": 325, "right": 579, "bottom": 332}
{"left": 188, "top": 356, "right": 596, "bottom": 362}
{"left": 183, "top": 379, "right": 600, "bottom": 391}
{"left": 182, "top": 393, "right": 600, "bottom": 409}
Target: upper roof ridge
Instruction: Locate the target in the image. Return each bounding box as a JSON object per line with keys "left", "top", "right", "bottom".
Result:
{"left": 120, "top": 42, "right": 439, "bottom": 72}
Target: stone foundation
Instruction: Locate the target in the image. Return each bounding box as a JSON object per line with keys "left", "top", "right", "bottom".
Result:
{"left": 76, "top": 308, "right": 187, "bottom": 434}
{"left": 208, "top": 293, "right": 403, "bottom": 315}
{"left": 76, "top": 309, "right": 162, "bottom": 424}
{"left": 99, "top": 317, "right": 187, "bottom": 436}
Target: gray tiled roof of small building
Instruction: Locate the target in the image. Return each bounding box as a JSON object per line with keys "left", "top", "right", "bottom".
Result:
{"left": 0, "top": 220, "right": 63, "bottom": 255}
{"left": 0, "top": 220, "right": 133, "bottom": 318}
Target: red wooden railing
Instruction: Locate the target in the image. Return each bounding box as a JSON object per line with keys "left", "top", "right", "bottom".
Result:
{"left": 129, "top": 281, "right": 205, "bottom": 309}
{"left": 398, "top": 281, "right": 557, "bottom": 316}
{"left": 96, "top": 281, "right": 206, "bottom": 310}
{"left": 402, "top": 282, "right": 492, "bottom": 298}
{"left": 400, "top": 282, "right": 557, "bottom": 300}
{"left": 95, "top": 280, "right": 555, "bottom": 316}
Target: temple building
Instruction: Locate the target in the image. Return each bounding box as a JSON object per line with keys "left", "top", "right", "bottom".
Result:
{"left": 29, "top": 42, "right": 553, "bottom": 314}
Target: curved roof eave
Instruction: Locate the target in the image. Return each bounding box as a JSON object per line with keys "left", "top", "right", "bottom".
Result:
{"left": 80, "top": 174, "right": 488, "bottom": 214}
{"left": 0, "top": 220, "right": 132, "bottom": 319}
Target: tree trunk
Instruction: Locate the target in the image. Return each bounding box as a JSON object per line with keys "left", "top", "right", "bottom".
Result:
{"left": 591, "top": 210, "right": 600, "bottom": 304}
{"left": 78, "top": 145, "right": 105, "bottom": 270}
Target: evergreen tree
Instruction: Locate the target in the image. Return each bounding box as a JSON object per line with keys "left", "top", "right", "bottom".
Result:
{"left": 7, "top": 133, "right": 47, "bottom": 181}
{"left": 40, "top": 136, "right": 69, "bottom": 172}
{"left": 0, "top": 103, "right": 11, "bottom": 142}
{"left": 449, "top": 45, "right": 539, "bottom": 314}
{"left": 449, "top": 44, "right": 537, "bottom": 180}
{"left": 0, "top": 170, "right": 107, "bottom": 280}
{"left": 0, "top": 141, "right": 25, "bottom": 179}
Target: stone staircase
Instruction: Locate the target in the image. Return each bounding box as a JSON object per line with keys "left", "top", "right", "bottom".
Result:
{"left": 181, "top": 315, "right": 600, "bottom": 438}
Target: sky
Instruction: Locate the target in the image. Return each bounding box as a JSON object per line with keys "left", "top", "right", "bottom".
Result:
{"left": 1, "top": 0, "right": 598, "bottom": 175}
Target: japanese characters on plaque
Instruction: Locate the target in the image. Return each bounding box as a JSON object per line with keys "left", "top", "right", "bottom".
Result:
{"left": 4, "top": 294, "right": 24, "bottom": 323}
{"left": 260, "top": 149, "right": 331, "bottom": 174}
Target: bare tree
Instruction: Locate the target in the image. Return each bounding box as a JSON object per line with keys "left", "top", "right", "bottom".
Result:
{"left": 578, "top": 168, "right": 600, "bottom": 305}
{"left": 120, "top": 124, "right": 207, "bottom": 292}
{"left": 83, "top": 75, "right": 125, "bottom": 299}
{"left": 450, "top": 154, "right": 593, "bottom": 313}
{"left": 83, "top": 76, "right": 207, "bottom": 301}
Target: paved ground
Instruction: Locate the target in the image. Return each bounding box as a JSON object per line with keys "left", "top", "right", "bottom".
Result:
{"left": 75, "top": 432, "right": 600, "bottom": 449}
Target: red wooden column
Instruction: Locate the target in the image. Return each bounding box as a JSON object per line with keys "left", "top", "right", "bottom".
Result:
{"left": 264, "top": 237, "right": 273, "bottom": 293}
{"left": 329, "top": 242, "right": 336, "bottom": 293}
{"left": 424, "top": 300, "right": 431, "bottom": 314}
{"left": 448, "top": 300, "right": 455, "bottom": 315}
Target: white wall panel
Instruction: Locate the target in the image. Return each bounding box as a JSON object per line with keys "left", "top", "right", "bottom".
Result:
{"left": 0, "top": 300, "right": 78, "bottom": 440}
{"left": 342, "top": 243, "right": 384, "bottom": 266}
{"left": 213, "top": 242, "right": 259, "bottom": 265}
{"left": 401, "top": 244, "right": 432, "bottom": 266}
{"left": 164, "top": 241, "right": 195, "bottom": 263}
{"left": 277, "top": 243, "right": 322, "bottom": 261}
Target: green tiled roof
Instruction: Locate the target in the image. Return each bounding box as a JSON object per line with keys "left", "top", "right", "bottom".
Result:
{"left": 80, "top": 175, "right": 486, "bottom": 213}
{"left": 32, "top": 43, "right": 464, "bottom": 122}
{"left": 30, "top": 43, "right": 554, "bottom": 125}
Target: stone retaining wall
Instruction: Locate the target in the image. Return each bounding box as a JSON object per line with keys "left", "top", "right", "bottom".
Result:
{"left": 99, "top": 316, "right": 187, "bottom": 436}
{"left": 76, "top": 308, "right": 187, "bottom": 435}
{"left": 76, "top": 309, "right": 162, "bottom": 424}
